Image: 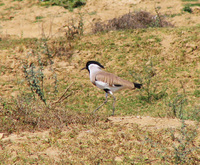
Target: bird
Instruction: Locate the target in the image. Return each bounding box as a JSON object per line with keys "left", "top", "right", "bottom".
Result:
{"left": 81, "top": 61, "right": 142, "bottom": 115}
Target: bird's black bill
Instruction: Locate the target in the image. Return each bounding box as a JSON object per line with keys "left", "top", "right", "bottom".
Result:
{"left": 81, "top": 67, "right": 86, "bottom": 71}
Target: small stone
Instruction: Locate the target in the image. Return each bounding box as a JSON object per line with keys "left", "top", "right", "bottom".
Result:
{"left": 0, "top": 133, "right": 4, "bottom": 139}
{"left": 114, "top": 156, "right": 123, "bottom": 162}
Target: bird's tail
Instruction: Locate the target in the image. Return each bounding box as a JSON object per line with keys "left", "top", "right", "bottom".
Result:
{"left": 134, "top": 83, "right": 142, "bottom": 89}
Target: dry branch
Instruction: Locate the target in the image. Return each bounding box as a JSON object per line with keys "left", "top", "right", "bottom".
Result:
{"left": 51, "top": 82, "right": 74, "bottom": 106}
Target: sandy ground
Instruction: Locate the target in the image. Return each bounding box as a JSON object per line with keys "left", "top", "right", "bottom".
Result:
{"left": 0, "top": 0, "right": 200, "bottom": 147}
{"left": 0, "top": 0, "right": 200, "bottom": 38}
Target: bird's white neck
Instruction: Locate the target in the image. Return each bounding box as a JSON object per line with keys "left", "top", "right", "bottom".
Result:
{"left": 88, "top": 64, "right": 102, "bottom": 82}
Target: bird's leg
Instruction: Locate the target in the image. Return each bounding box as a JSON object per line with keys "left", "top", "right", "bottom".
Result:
{"left": 111, "top": 93, "right": 116, "bottom": 116}
{"left": 93, "top": 92, "right": 108, "bottom": 113}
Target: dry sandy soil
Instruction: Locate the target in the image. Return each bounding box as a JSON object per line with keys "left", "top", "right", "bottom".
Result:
{"left": 0, "top": 0, "right": 200, "bottom": 159}
{"left": 0, "top": 0, "right": 200, "bottom": 38}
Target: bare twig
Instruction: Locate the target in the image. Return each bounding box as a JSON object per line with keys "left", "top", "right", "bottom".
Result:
{"left": 180, "top": 80, "right": 186, "bottom": 94}
{"left": 55, "top": 93, "right": 73, "bottom": 104}
{"left": 154, "top": 5, "right": 162, "bottom": 27}
{"left": 51, "top": 82, "right": 74, "bottom": 105}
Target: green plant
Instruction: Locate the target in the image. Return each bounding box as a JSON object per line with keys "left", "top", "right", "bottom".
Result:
{"left": 167, "top": 94, "right": 187, "bottom": 119}
{"left": 182, "top": 3, "right": 200, "bottom": 13}
{"left": 194, "top": 78, "right": 200, "bottom": 86}
{"left": 40, "top": 0, "right": 86, "bottom": 10}
{"left": 23, "top": 62, "right": 46, "bottom": 104}
{"left": 64, "top": 12, "right": 84, "bottom": 47}
{"left": 186, "top": 3, "right": 200, "bottom": 7}
{"left": 170, "top": 121, "right": 199, "bottom": 164}
{"left": 21, "top": 11, "right": 84, "bottom": 105}
{"left": 22, "top": 38, "right": 56, "bottom": 104}
{"left": 188, "top": 106, "right": 200, "bottom": 121}
{"left": 35, "top": 16, "right": 44, "bottom": 22}
{"left": 193, "top": 89, "right": 200, "bottom": 97}
{"left": 153, "top": 6, "right": 163, "bottom": 27}
{"left": 183, "top": 4, "right": 192, "bottom": 13}
{"left": 143, "top": 121, "right": 199, "bottom": 164}
{"left": 0, "top": 2, "right": 5, "bottom": 6}
{"left": 132, "top": 60, "right": 167, "bottom": 103}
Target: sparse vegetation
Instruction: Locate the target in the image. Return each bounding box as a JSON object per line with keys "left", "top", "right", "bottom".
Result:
{"left": 0, "top": 2, "right": 5, "bottom": 6}
{"left": 167, "top": 94, "right": 187, "bottom": 119}
{"left": 23, "top": 62, "right": 47, "bottom": 104}
{"left": 182, "top": 2, "right": 200, "bottom": 13}
{"left": 40, "top": 0, "right": 86, "bottom": 10}
{"left": 144, "top": 121, "right": 199, "bottom": 164}
{"left": 194, "top": 89, "right": 200, "bottom": 97}
{"left": 0, "top": 0, "right": 200, "bottom": 164}
{"left": 34, "top": 16, "right": 44, "bottom": 22}
{"left": 170, "top": 121, "right": 199, "bottom": 164}
{"left": 183, "top": 4, "right": 193, "bottom": 13}
{"left": 132, "top": 59, "right": 168, "bottom": 104}
{"left": 63, "top": 12, "right": 84, "bottom": 47}
{"left": 186, "top": 3, "right": 200, "bottom": 7}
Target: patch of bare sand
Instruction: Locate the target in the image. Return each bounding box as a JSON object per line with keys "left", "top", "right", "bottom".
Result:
{"left": 1, "top": 116, "right": 198, "bottom": 145}
{"left": 108, "top": 116, "right": 197, "bottom": 130}
{"left": 1, "top": 0, "right": 200, "bottom": 38}
{"left": 0, "top": 0, "right": 142, "bottom": 38}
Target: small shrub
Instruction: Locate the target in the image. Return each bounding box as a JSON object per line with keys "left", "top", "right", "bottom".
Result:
{"left": 188, "top": 106, "right": 200, "bottom": 121}
{"left": 23, "top": 62, "right": 46, "bottom": 104}
{"left": 193, "top": 89, "right": 200, "bottom": 97}
{"left": 183, "top": 5, "right": 192, "bottom": 13}
{"left": 40, "top": 0, "right": 86, "bottom": 10}
{"left": 144, "top": 121, "right": 199, "bottom": 164}
{"left": 63, "top": 12, "right": 84, "bottom": 47}
{"left": 132, "top": 60, "right": 168, "bottom": 104}
{"left": 0, "top": 3, "right": 5, "bottom": 6}
{"left": 92, "top": 11, "right": 173, "bottom": 33}
{"left": 22, "top": 39, "right": 58, "bottom": 104}
{"left": 167, "top": 94, "right": 187, "bottom": 119}
{"left": 170, "top": 121, "right": 199, "bottom": 164}
{"left": 182, "top": 3, "right": 200, "bottom": 13}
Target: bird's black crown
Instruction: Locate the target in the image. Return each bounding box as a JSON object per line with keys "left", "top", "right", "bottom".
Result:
{"left": 86, "top": 61, "right": 104, "bottom": 70}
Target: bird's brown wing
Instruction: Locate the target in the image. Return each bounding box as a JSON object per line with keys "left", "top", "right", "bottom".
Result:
{"left": 95, "top": 71, "right": 134, "bottom": 89}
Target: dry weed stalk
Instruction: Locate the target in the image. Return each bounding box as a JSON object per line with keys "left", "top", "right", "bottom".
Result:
{"left": 64, "top": 13, "right": 84, "bottom": 48}
{"left": 51, "top": 82, "right": 74, "bottom": 106}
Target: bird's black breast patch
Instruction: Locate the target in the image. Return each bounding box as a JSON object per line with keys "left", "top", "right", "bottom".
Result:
{"left": 104, "top": 89, "right": 110, "bottom": 93}
{"left": 114, "top": 84, "right": 122, "bottom": 87}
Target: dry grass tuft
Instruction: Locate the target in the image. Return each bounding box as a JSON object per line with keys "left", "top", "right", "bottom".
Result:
{"left": 47, "top": 38, "right": 74, "bottom": 58}
{"left": 0, "top": 94, "right": 106, "bottom": 134}
{"left": 92, "top": 11, "right": 173, "bottom": 33}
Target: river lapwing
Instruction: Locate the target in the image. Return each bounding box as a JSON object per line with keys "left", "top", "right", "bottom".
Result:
{"left": 81, "top": 61, "right": 142, "bottom": 115}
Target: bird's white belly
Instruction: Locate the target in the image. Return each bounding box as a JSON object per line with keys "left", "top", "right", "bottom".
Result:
{"left": 95, "top": 81, "right": 123, "bottom": 93}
